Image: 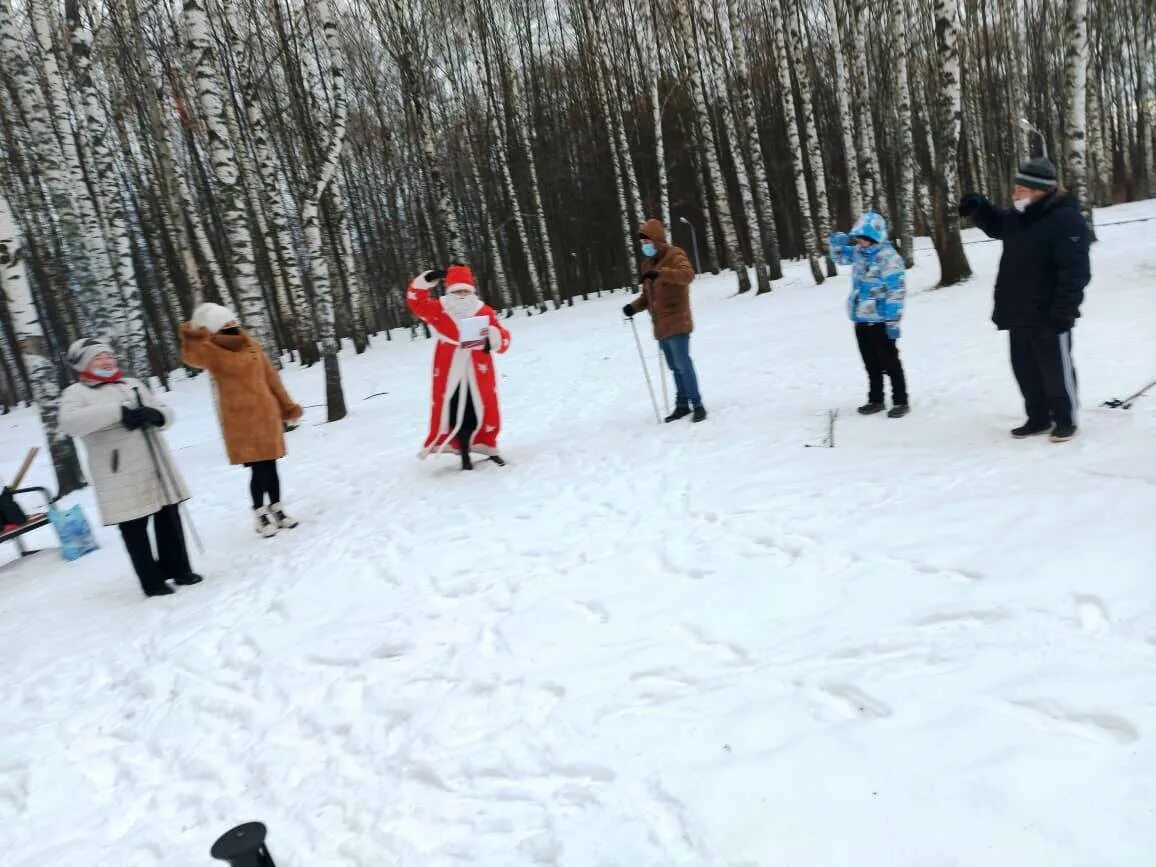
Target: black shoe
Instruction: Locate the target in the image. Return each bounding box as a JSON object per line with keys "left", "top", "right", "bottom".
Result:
{"left": 887, "top": 404, "right": 910, "bottom": 418}
{"left": 1011, "top": 421, "right": 1053, "bottom": 439}
{"left": 858, "top": 402, "right": 885, "bottom": 415}
{"left": 691, "top": 405, "right": 707, "bottom": 423}
{"left": 1050, "top": 423, "right": 1077, "bottom": 443}
{"left": 665, "top": 405, "right": 692, "bottom": 423}
{"left": 173, "top": 573, "right": 203, "bottom": 586}
{"left": 144, "top": 583, "right": 176, "bottom": 597}
{"left": 489, "top": 455, "right": 507, "bottom": 467}
{"left": 461, "top": 452, "right": 474, "bottom": 471}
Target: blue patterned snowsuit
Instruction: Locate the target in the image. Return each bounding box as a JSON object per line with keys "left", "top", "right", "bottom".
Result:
{"left": 828, "top": 212, "right": 906, "bottom": 339}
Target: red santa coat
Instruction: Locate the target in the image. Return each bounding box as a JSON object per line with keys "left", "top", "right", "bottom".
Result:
{"left": 407, "top": 275, "right": 511, "bottom": 458}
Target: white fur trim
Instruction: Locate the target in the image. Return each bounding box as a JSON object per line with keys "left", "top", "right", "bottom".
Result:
{"left": 191, "top": 302, "right": 237, "bottom": 333}
{"left": 445, "top": 282, "right": 476, "bottom": 295}
{"left": 413, "top": 272, "right": 438, "bottom": 290}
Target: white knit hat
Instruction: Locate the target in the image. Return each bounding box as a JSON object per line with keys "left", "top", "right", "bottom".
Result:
{"left": 191, "top": 302, "right": 238, "bottom": 333}
{"left": 66, "top": 338, "right": 114, "bottom": 372}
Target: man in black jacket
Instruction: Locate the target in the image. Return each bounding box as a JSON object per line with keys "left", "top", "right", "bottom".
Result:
{"left": 959, "top": 157, "right": 1091, "bottom": 443}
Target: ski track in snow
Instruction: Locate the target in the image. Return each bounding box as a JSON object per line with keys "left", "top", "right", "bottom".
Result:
{"left": 2, "top": 204, "right": 1156, "bottom": 865}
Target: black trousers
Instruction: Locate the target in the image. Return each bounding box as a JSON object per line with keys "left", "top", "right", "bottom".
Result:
{"left": 118, "top": 504, "right": 191, "bottom": 593}
{"left": 245, "top": 460, "right": 281, "bottom": 508}
{"left": 855, "top": 323, "right": 908, "bottom": 404}
{"left": 448, "top": 386, "right": 478, "bottom": 453}
{"left": 1009, "top": 328, "right": 1078, "bottom": 427}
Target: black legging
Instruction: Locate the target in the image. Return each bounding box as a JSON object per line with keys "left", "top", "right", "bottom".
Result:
{"left": 448, "top": 386, "right": 478, "bottom": 453}
{"left": 246, "top": 460, "right": 281, "bottom": 509}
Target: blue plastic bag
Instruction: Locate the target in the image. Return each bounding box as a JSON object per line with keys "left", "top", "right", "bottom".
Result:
{"left": 48, "top": 504, "right": 99, "bottom": 561}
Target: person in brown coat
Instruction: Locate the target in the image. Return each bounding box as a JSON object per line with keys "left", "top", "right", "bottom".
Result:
{"left": 180, "top": 303, "right": 304, "bottom": 537}
{"left": 623, "top": 218, "right": 706, "bottom": 422}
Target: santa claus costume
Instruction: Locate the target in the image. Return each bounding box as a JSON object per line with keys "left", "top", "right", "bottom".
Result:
{"left": 407, "top": 265, "right": 511, "bottom": 469}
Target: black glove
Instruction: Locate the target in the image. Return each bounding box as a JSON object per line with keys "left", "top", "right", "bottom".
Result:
{"left": 424, "top": 268, "right": 446, "bottom": 282}
{"left": 641, "top": 270, "right": 660, "bottom": 282}
{"left": 957, "top": 193, "right": 983, "bottom": 217}
{"left": 120, "top": 406, "right": 145, "bottom": 431}
{"left": 139, "top": 407, "right": 165, "bottom": 427}
{"left": 622, "top": 303, "right": 635, "bottom": 318}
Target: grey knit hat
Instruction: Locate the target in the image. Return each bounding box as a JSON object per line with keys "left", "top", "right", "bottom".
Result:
{"left": 1015, "top": 156, "right": 1058, "bottom": 191}
{"left": 66, "top": 337, "right": 113, "bottom": 372}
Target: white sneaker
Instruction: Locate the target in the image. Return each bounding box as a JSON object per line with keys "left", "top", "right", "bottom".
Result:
{"left": 270, "top": 502, "right": 298, "bottom": 529}
{"left": 254, "top": 507, "right": 279, "bottom": 538}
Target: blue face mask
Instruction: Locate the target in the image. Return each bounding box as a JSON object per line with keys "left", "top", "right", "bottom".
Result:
{"left": 641, "top": 242, "right": 657, "bottom": 258}
{"left": 90, "top": 367, "right": 120, "bottom": 378}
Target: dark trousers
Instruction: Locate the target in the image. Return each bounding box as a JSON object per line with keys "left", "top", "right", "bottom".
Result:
{"left": 448, "top": 386, "right": 479, "bottom": 452}
{"left": 659, "top": 334, "right": 703, "bottom": 408}
{"left": 118, "top": 504, "right": 191, "bottom": 593}
{"left": 1009, "top": 328, "right": 1078, "bottom": 427}
{"left": 855, "top": 323, "right": 908, "bottom": 404}
{"left": 245, "top": 460, "right": 281, "bottom": 508}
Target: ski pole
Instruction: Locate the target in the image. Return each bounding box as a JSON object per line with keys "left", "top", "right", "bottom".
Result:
{"left": 1102, "top": 378, "right": 1156, "bottom": 409}
{"left": 628, "top": 317, "right": 662, "bottom": 424}
{"left": 135, "top": 388, "right": 204, "bottom": 554}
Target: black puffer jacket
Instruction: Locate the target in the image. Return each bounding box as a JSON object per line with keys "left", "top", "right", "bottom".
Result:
{"left": 969, "top": 190, "right": 1091, "bottom": 331}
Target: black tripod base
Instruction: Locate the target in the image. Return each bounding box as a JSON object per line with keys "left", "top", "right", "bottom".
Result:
{"left": 211, "top": 822, "right": 277, "bottom": 866}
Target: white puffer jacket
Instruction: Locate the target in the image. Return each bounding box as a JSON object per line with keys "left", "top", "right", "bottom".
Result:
{"left": 59, "top": 378, "right": 190, "bottom": 526}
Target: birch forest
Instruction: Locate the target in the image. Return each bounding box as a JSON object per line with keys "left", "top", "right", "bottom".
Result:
{"left": 1, "top": 0, "right": 1153, "bottom": 494}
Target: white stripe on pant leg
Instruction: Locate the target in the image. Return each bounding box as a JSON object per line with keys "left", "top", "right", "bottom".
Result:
{"left": 1060, "top": 331, "right": 1078, "bottom": 425}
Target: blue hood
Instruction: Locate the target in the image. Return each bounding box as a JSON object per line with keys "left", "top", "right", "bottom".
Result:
{"left": 850, "top": 212, "right": 890, "bottom": 245}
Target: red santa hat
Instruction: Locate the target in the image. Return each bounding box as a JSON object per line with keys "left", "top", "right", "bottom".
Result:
{"left": 445, "top": 264, "right": 477, "bottom": 295}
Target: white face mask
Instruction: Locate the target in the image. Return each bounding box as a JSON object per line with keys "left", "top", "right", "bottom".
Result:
{"left": 442, "top": 292, "right": 482, "bottom": 320}
{"left": 1012, "top": 197, "right": 1031, "bottom": 212}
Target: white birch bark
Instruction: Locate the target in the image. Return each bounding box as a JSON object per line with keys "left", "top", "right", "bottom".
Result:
{"left": 1064, "top": 0, "right": 1093, "bottom": 234}
{"left": 675, "top": 0, "right": 749, "bottom": 292}
{"left": 725, "top": 0, "right": 782, "bottom": 283}
{"left": 300, "top": 0, "right": 348, "bottom": 420}
{"left": 849, "top": 0, "right": 880, "bottom": 208}
{"left": 183, "top": 0, "right": 273, "bottom": 350}
{"left": 0, "top": 192, "right": 85, "bottom": 493}
{"left": 893, "top": 0, "right": 916, "bottom": 267}
{"left": 67, "top": 15, "right": 150, "bottom": 377}
{"left": 785, "top": 0, "right": 835, "bottom": 275}
{"left": 825, "top": 0, "right": 862, "bottom": 215}
{"left": 771, "top": 0, "right": 824, "bottom": 283}
{"left": 509, "top": 76, "right": 561, "bottom": 308}
{"left": 932, "top": 0, "right": 971, "bottom": 285}
{"left": 1143, "top": 9, "right": 1156, "bottom": 197}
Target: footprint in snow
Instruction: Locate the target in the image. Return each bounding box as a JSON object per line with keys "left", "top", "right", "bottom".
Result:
{"left": 1073, "top": 594, "right": 1111, "bottom": 634}
{"left": 1009, "top": 699, "right": 1139, "bottom": 744}
{"left": 816, "top": 683, "right": 893, "bottom": 721}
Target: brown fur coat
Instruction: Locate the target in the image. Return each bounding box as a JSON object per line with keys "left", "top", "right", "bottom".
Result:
{"left": 628, "top": 218, "right": 696, "bottom": 340}
{"left": 180, "top": 324, "right": 303, "bottom": 465}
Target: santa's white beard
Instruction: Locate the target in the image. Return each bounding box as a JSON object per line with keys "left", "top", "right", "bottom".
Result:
{"left": 441, "top": 293, "right": 483, "bottom": 320}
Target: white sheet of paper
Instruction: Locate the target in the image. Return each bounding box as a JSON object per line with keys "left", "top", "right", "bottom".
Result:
{"left": 458, "top": 316, "right": 489, "bottom": 347}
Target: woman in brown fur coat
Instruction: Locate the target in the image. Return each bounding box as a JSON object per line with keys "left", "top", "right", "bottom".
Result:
{"left": 180, "top": 303, "right": 303, "bottom": 537}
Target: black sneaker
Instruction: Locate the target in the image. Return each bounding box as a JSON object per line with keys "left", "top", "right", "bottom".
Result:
{"left": 691, "top": 406, "right": 707, "bottom": 423}
{"left": 173, "top": 573, "right": 203, "bottom": 586}
{"left": 489, "top": 455, "right": 507, "bottom": 467}
{"left": 144, "top": 583, "right": 176, "bottom": 597}
{"left": 1011, "top": 421, "right": 1053, "bottom": 438}
{"left": 858, "top": 402, "right": 885, "bottom": 415}
{"left": 887, "top": 404, "right": 910, "bottom": 418}
{"left": 665, "top": 405, "right": 692, "bottom": 423}
{"left": 1050, "top": 423, "right": 1077, "bottom": 443}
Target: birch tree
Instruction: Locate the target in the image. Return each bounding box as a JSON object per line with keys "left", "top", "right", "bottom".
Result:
{"left": 892, "top": 0, "right": 916, "bottom": 267}
{"left": 931, "top": 0, "right": 971, "bottom": 286}
{"left": 1064, "top": 0, "right": 1094, "bottom": 238}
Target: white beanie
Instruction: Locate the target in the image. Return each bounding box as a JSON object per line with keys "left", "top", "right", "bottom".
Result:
{"left": 66, "top": 337, "right": 114, "bottom": 372}
{"left": 191, "top": 302, "right": 238, "bottom": 333}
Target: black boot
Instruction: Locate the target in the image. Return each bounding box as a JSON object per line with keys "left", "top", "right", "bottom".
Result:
{"left": 143, "top": 582, "right": 175, "bottom": 597}
{"left": 692, "top": 405, "right": 707, "bottom": 423}
{"left": 173, "top": 573, "right": 203, "bottom": 586}
{"left": 858, "top": 402, "right": 886, "bottom": 415}
{"left": 665, "top": 404, "right": 692, "bottom": 423}
{"left": 461, "top": 450, "right": 474, "bottom": 471}
{"left": 1011, "top": 421, "right": 1053, "bottom": 438}
{"left": 887, "top": 404, "right": 910, "bottom": 418}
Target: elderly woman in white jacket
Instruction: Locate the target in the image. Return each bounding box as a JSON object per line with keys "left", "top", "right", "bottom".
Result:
{"left": 58, "top": 339, "right": 201, "bottom": 597}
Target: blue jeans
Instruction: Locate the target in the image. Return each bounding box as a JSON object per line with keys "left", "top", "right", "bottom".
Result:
{"left": 659, "top": 334, "right": 702, "bottom": 408}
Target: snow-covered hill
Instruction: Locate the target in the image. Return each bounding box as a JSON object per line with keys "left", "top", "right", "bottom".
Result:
{"left": 1, "top": 202, "right": 1154, "bottom": 866}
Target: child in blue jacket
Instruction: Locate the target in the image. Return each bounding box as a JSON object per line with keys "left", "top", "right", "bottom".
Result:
{"left": 828, "top": 212, "right": 909, "bottom": 417}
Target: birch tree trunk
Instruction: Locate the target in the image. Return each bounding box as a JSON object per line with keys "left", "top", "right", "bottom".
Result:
{"left": 1064, "top": 0, "right": 1094, "bottom": 238}
{"left": 849, "top": 0, "right": 881, "bottom": 208}
{"left": 510, "top": 78, "right": 561, "bottom": 308}
{"left": 0, "top": 194, "right": 85, "bottom": 495}
{"left": 184, "top": 0, "right": 273, "bottom": 351}
{"left": 301, "top": 0, "right": 348, "bottom": 421}
{"left": 826, "top": 0, "right": 862, "bottom": 216}
{"left": 932, "top": 0, "right": 972, "bottom": 286}
{"left": 893, "top": 0, "right": 916, "bottom": 266}
{"left": 771, "top": 0, "right": 824, "bottom": 284}
{"left": 675, "top": 0, "right": 749, "bottom": 293}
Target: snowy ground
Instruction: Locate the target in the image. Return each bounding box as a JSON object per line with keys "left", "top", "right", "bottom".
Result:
{"left": 2, "top": 202, "right": 1155, "bottom": 866}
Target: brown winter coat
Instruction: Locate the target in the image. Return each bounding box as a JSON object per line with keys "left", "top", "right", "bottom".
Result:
{"left": 627, "top": 218, "right": 696, "bottom": 340}
{"left": 179, "top": 324, "right": 303, "bottom": 465}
